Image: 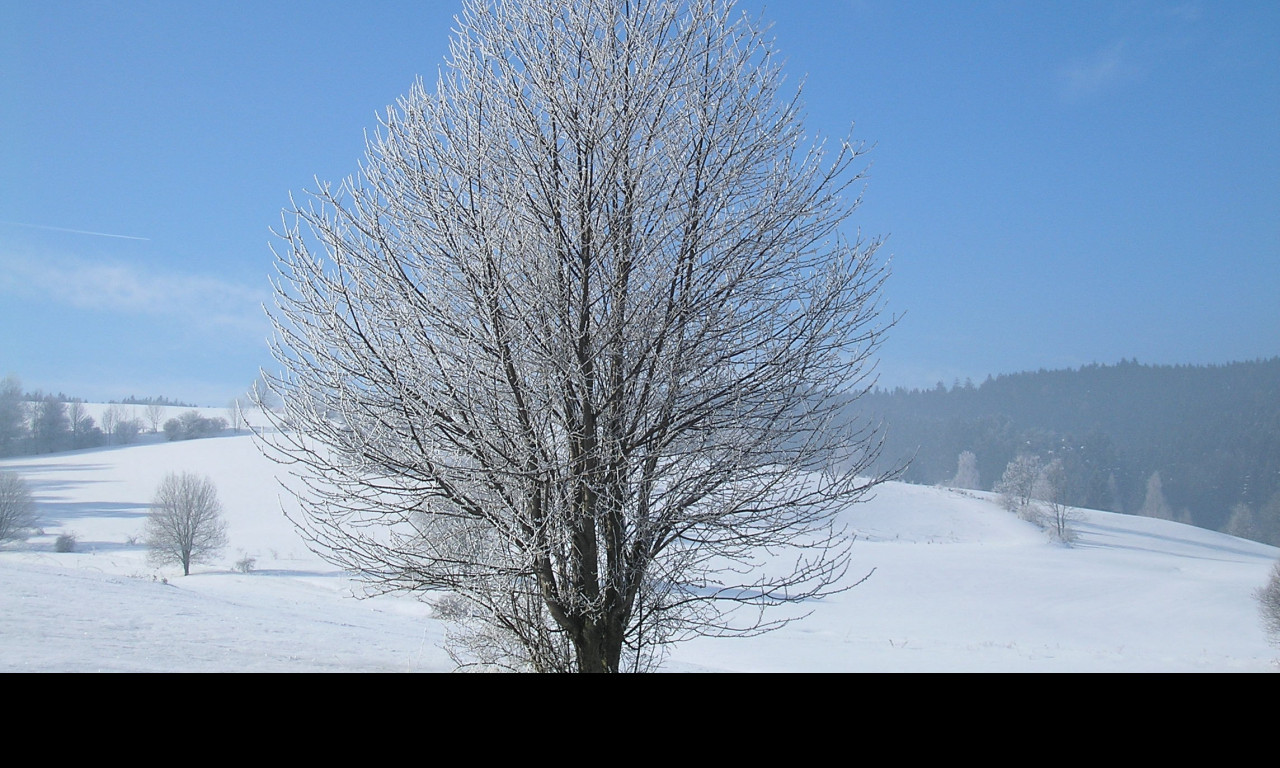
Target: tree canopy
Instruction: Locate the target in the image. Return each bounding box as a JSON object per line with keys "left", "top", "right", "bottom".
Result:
{"left": 262, "top": 0, "right": 891, "bottom": 672}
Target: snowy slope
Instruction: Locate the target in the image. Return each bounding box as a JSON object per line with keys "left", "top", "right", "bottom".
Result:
{"left": 2, "top": 420, "right": 1276, "bottom": 672}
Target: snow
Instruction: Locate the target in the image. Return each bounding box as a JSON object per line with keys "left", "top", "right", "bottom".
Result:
{"left": 3, "top": 412, "right": 1277, "bottom": 672}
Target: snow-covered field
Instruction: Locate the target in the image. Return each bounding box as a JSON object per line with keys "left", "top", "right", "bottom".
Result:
{"left": 2, "top": 406, "right": 1277, "bottom": 672}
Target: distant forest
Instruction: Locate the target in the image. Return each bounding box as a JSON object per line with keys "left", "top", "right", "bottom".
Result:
{"left": 850, "top": 358, "right": 1280, "bottom": 544}
{"left": 0, "top": 376, "right": 229, "bottom": 457}
{"left": 4, "top": 361, "right": 1278, "bottom": 545}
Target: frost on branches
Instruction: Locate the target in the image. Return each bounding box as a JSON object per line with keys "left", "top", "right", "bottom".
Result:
{"left": 261, "top": 0, "right": 894, "bottom": 672}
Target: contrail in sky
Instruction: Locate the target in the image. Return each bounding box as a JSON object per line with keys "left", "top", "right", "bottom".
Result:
{"left": 0, "top": 220, "right": 151, "bottom": 241}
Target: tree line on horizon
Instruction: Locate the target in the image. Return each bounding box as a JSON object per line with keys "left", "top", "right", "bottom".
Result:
{"left": 850, "top": 357, "right": 1280, "bottom": 545}
{"left": 0, "top": 376, "right": 233, "bottom": 457}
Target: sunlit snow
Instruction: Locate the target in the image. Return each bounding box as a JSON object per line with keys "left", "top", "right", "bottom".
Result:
{"left": 2, "top": 406, "right": 1275, "bottom": 672}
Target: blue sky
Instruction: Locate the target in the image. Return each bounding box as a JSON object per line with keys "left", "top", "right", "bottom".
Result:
{"left": 2, "top": 0, "right": 1277, "bottom": 404}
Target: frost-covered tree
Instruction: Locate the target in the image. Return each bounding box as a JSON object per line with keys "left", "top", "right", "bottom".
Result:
{"left": 262, "top": 0, "right": 892, "bottom": 672}
{"left": 1139, "top": 470, "right": 1173, "bottom": 520}
{"left": 226, "top": 399, "right": 248, "bottom": 433}
{"left": 995, "top": 454, "right": 1042, "bottom": 520}
{"left": 100, "top": 405, "right": 141, "bottom": 445}
{"left": 248, "top": 374, "right": 282, "bottom": 412}
{"left": 1225, "top": 502, "right": 1259, "bottom": 541}
{"left": 1226, "top": 495, "right": 1280, "bottom": 547}
{"left": 145, "top": 472, "right": 228, "bottom": 576}
{"left": 996, "top": 454, "right": 1077, "bottom": 541}
{"left": 1034, "top": 457, "right": 1076, "bottom": 543}
{"left": 951, "top": 450, "right": 980, "bottom": 490}
{"left": 145, "top": 403, "right": 165, "bottom": 433}
{"left": 100, "top": 404, "right": 121, "bottom": 444}
{"left": 0, "top": 470, "right": 38, "bottom": 542}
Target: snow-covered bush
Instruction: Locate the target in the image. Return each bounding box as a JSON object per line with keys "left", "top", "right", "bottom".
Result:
{"left": 162, "top": 411, "right": 228, "bottom": 442}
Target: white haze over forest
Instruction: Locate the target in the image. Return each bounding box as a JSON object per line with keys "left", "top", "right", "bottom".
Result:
{"left": 1, "top": 404, "right": 1276, "bottom": 672}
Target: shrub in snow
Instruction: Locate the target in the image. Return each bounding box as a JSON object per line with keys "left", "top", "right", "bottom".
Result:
{"left": 162, "top": 411, "right": 228, "bottom": 441}
{"left": 54, "top": 532, "right": 77, "bottom": 552}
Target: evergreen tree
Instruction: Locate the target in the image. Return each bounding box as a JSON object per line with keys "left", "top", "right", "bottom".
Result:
{"left": 1139, "top": 471, "right": 1173, "bottom": 520}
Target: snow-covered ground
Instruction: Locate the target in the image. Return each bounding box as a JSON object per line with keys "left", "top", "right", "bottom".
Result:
{"left": 2, "top": 409, "right": 1277, "bottom": 672}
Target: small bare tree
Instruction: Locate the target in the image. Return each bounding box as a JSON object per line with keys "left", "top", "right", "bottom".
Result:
{"left": 100, "top": 404, "right": 122, "bottom": 444}
{"left": 145, "top": 472, "right": 228, "bottom": 576}
{"left": 262, "top": 0, "right": 893, "bottom": 672}
{"left": 145, "top": 403, "right": 165, "bottom": 433}
{"left": 1035, "top": 457, "right": 1077, "bottom": 543}
{"left": 226, "top": 399, "right": 247, "bottom": 433}
{"left": 67, "top": 400, "right": 86, "bottom": 443}
{"left": 0, "top": 470, "right": 38, "bottom": 542}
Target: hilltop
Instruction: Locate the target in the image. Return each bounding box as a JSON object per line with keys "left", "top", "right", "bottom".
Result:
{"left": 1, "top": 417, "right": 1277, "bottom": 672}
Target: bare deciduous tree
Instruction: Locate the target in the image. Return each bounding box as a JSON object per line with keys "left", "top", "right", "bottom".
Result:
{"left": 67, "top": 400, "right": 99, "bottom": 449}
{"left": 248, "top": 374, "right": 282, "bottom": 412}
{"left": 226, "top": 399, "right": 247, "bottom": 433}
{"left": 1035, "top": 457, "right": 1077, "bottom": 543}
{"left": 100, "top": 404, "right": 121, "bottom": 444}
{"left": 145, "top": 472, "right": 228, "bottom": 576}
{"left": 145, "top": 403, "right": 165, "bottom": 434}
{"left": 262, "top": 0, "right": 892, "bottom": 672}
{"left": 997, "top": 454, "right": 1078, "bottom": 542}
{"left": 0, "top": 470, "right": 38, "bottom": 542}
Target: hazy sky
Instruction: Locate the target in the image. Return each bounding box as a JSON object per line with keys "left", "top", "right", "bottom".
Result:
{"left": 2, "top": 0, "right": 1277, "bottom": 404}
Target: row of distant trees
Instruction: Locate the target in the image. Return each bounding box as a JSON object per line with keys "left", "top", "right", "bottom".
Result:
{"left": 114, "top": 395, "right": 197, "bottom": 408}
{"left": 948, "top": 446, "right": 1280, "bottom": 547}
{"left": 1, "top": 377, "right": 145, "bottom": 455}
{"left": 855, "top": 358, "right": 1280, "bottom": 546}
{"left": 0, "top": 376, "right": 237, "bottom": 458}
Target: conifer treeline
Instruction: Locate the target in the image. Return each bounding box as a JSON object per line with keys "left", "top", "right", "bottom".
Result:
{"left": 851, "top": 358, "right": 1280, "bottom": 541}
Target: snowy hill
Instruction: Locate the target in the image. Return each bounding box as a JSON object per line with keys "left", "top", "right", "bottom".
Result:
{"left": 2, "top": 417, "right": 1277, "bottom": 672}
